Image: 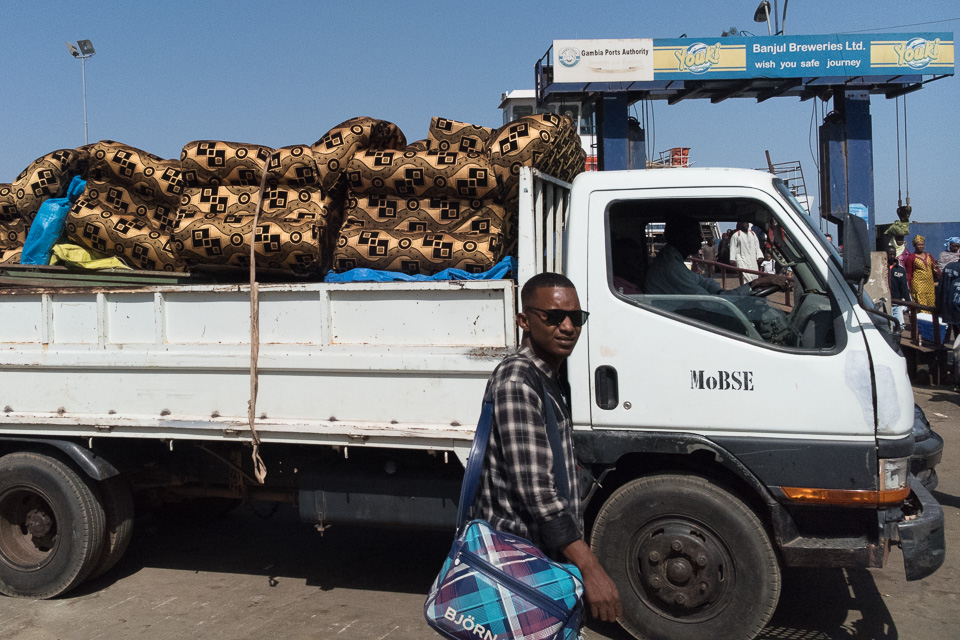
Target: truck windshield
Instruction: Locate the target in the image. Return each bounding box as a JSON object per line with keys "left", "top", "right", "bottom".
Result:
{"left": 773, "top": 179, "right": 842, "bottom": 266}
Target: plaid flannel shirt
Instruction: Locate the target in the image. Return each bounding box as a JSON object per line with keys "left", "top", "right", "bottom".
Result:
{"left": 473, "top": 346, "right": 583, "bottom": 554}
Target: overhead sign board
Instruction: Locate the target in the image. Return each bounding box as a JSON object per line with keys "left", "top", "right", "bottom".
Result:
{"left": 651, "top": 32, "right": 953, "bottom": 80}
{"left": 553, "top": 39, "right": 654, "bottom": 83}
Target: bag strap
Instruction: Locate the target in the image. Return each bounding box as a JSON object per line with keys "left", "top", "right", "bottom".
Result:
{"left": 456, "top": 376, "right": 570, "bottom": 531}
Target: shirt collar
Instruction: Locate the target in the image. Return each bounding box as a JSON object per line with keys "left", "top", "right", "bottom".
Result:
{"left": 518, "top": 344, "right": 560, "bottom": 380}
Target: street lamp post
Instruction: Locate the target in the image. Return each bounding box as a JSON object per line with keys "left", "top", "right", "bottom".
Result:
{"left": 65, "top": 39, "right": 96, "bottom": 145}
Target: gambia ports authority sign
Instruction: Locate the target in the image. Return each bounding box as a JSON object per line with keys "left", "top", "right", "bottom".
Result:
{"left": 554, "top": 39, "right": 654, "bottom": 83}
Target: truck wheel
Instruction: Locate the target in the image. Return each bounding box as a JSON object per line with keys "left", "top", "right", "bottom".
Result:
{"left": 88, "top": 476, "right": 134, "bottom": 580}
{"left": 0, "top": 453, "right": 106, "bottom": 598}
{"left": 591, "top": 474, "right": 780, "bottom": 640}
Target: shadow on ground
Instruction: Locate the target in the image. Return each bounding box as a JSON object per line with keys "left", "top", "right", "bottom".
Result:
{"left": 72, "top": 504, "right": 899, "bottom": 639}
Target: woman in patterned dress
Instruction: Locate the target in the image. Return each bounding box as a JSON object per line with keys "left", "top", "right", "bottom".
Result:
{"left": 904, "top": 235, "right": 940, "bottom": 307}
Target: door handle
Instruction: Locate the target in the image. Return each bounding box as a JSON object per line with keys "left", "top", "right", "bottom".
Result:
{"left": 595, "top": 365, "right": 619, "bottom": 410}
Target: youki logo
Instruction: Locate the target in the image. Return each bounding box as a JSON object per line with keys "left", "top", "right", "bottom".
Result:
{"left": 675, "top": 42, "right": 722, "bottom": 74}
{"left": 893, "top": 38, "right": 940, "bottom": 69}
{"left": 443, "top": 607, "right": 499, "bottom": 640}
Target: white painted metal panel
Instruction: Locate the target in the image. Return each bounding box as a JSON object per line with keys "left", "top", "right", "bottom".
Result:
{"left": 0, "top": 298, "right": 42, "bottom": 342}
{"left": 51, "top": 294, "right": 99, "bottom": 344}
{"left": 0, "top": 280, "right": 517, "bottom": 450}
{"left": 106, "top": 293, "right": 156, "bottom": 344}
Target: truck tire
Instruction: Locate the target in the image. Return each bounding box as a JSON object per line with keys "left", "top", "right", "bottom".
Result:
{"left": 591, "top": 474, "right": 780, "bottom": 640}
{"left": 0, "top": 452, "right": 106, "bottom": 598}
{"left": 88, "top": 476, "right": 134, "bottom": 580}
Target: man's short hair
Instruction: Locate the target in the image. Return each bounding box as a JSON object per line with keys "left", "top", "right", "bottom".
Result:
{"left": 663, "top": 216, "right": 702, "bottom": 249}
{"left": 521, "top": 272, "right": 575, "bottom": 307}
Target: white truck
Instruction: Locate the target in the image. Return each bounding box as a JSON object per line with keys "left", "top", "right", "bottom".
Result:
{"left": 0, "top": 168, "right": 944, "bottom": 640}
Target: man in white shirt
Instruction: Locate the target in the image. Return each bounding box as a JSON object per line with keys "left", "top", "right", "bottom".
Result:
{"left": 729, "top": 221, "right": 764, "bottom": 283}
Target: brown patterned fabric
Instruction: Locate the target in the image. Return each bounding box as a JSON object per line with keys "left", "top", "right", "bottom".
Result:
{"left": 12, "top": 148, "right": 85, "bottom": 222}
{"left": 486, "top": 113, "right": 585, "bottom": 203}
{"left": 311, "top": 117, "right": 407, "bottom": 192}
{"left": 266, "top": 145, "right": 321, "bottom": 187}
{"left": 345, "top": 149, "right": 498, "bottom": 200}
{"left": 62, "top": 142, "right": 185, "bottom": 269}
{"left": 0, "top": 246, "right": 22, "bottom": 264}
{"left": 180, "top": 140, "right": 274, "bottom": 188}
{"left": 0, "top": 184, "right": 26, "bottom": 254}
{"left": 66, "top": 196, "right": 183, "bottom": 271}
{"left": 87, "top": 140, "right": 183, "bottom": 208}
{"left": 342, "top": 193, "right": 507, "bottom": 236}
{"left": 406, "top": 139, "right": 430, "bottom": 152}
{"left": 427, "top": 117, "right": 493, "bottom": 154}
{"left": 333, "top": 225, "right": 501, "bottom": 275}
{"left": 172, "top": 214, "right": 323, "bottom": 275}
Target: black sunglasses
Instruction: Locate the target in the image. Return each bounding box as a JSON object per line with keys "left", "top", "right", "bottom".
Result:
{"left": 524, "top": 307, "right": 590, "bottom": 327}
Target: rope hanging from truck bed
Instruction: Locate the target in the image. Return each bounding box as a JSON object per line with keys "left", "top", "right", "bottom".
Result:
{"left": 247, "top": 159, "right": 269, "bottom": 484}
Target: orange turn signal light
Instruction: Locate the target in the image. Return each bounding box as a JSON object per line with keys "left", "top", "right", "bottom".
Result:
{"left": 780, "top": 486, "right": 911, "bottom": 508}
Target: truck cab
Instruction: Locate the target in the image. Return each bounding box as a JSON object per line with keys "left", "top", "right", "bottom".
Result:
{"left": 541, "top": 167, "right": 944, "bottom": 640}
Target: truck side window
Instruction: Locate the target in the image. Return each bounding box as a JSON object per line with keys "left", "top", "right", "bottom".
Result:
{"left": 607, "top": 198, "right": 838, "bottom": 351}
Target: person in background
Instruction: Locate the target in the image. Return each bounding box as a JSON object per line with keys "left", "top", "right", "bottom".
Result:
{"left": 825, "top": 233, "right": 833, "bottom": 246}
{"left": 938, "top": 242, "right": 960, "bottom": 343}
{"left": 904, "top": 235, "right": 940, "bottom": 307}
{"left": 701, "top": 238, "right": 717, "bottom": 277}
{"left": 760, "top": 249, "right": 776, "bottom": 275}
{"left": 718, "top": 230, "right": 732, "bottom": 267}
{"left": 729, "top": 221, "right": 764, "bottom": 283}
{"left": 938, "top": 237, "right": 960, "bottom": 272}
{"left": 887, "top": 246, "right": 911, "bottom": 326}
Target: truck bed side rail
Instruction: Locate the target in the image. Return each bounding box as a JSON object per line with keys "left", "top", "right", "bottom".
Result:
{"left": 517, "top": 167, "right": 573, "bottom": 290}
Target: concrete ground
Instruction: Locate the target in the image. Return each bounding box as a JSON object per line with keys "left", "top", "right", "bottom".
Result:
{"left": 0, "top": 387, "right": 956, "bottom": 640}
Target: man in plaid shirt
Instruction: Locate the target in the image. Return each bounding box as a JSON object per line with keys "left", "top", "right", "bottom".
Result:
{"left": 474, "top": 272, "right": 622, "bottom": 623}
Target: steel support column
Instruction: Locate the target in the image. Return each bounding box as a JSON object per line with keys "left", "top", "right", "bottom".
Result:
{"left": 597, "top": 94, "right": 645, "bottom": 171}
{"left": 819, "top": 90, "right": 876, "bottom": 233}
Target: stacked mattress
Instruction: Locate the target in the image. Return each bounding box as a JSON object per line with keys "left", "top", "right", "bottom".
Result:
{"left": 0, "top": 113, "right": 585, "bottom": 277}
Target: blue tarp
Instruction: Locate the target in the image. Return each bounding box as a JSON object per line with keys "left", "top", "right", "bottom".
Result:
{"left": 324, "top": 256, "right": 516, "bottom": 283}
{"left": 21, "top": 176, "right": 86, "bottom": 265}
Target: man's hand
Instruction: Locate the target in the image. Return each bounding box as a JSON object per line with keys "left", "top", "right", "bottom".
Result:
{"left": 750, "top": 274, "right": 791, "bottom": 291}
{"left": 561, "top": 539, "right": 622, "bottom": 622}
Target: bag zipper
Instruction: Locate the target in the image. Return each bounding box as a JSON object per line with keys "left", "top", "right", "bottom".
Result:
{"left": 455, "top": 547, "right": 577, "bottom": 624}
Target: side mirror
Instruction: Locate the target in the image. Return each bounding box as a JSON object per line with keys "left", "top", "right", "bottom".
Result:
{"left": 841, "top": 213, "right": 871, "bottom": 284}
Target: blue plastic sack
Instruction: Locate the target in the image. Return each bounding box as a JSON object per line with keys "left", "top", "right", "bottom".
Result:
{"left": 21, "top": 175, "right": 86, "bottom": 265}
{"left": 324, "top": 256, "right": 515, "bottom": 283}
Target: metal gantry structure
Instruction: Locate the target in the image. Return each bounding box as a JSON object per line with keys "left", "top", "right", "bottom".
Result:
{"left": 535, "top": 31, "right": 954, "bottom": 234}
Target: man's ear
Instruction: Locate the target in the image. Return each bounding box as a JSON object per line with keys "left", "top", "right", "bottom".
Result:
{"left": 517, "top": 311, "right": 531, "bottom": 332}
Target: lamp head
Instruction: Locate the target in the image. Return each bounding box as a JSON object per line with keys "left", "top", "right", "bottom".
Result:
{"left": 77, "top": 39, "right": 96, "bottom": 56}
{"left": 65, "top": 41, "right": 80, "bottom": 58}
{"left": 754, "top": 0, "right": 771, "bottom": 22}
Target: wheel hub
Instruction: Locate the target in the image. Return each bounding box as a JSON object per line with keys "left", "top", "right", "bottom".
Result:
{"left": 24, "top": 508, "right": 53, "bottom": 538}
{"left": 638, "top": 524, "right": 726, "bottom": 610}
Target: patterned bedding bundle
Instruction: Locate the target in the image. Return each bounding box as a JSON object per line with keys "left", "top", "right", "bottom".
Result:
{"left": 174, "top": 141, "right": 335, "bottom": 275}
{"left": 11, "top": 148, "right": 87, "bottom": 223}
{"left": 0, "top": 184, "right": 24, "bottom": 264}
{"left": 1, "top": 112, "right": 585, "bottom": 277}
{"left": 65, "top": 141, "right": 184, "bottom": 271}
{"left": 486, "top": 113, "right": 586, "bottom": 205}
{"left": 334, "top": 117, "right": 509, "bottom": 276}
{"left": 311, "top": 117, "right": 407, "bottom": 192}
{"left": 426, "top": 117, "right": 493, "bottom": 153}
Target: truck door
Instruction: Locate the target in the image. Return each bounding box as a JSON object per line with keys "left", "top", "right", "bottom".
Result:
{"left": 581, "top": 186, "right": 880, "bottom": 490}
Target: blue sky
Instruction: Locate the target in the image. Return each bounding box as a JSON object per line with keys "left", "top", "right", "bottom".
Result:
{"left": 1, "top": 1, "right": 956, "bottom": 224}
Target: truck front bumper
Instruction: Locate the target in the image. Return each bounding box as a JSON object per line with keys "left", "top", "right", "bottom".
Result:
{"left": 897, "top": 476, "right": 945, "bottom": 581}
